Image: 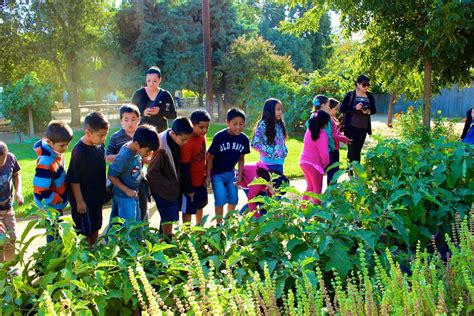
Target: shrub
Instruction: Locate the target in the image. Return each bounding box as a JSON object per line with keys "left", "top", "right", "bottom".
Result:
{"left": 0, "top": 73, "right": 53, "bottom": 133}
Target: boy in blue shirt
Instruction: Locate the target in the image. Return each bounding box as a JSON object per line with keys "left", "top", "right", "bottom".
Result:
{"left": 206, "top": 108, "right": 250, "bottom": 225}
{"left": 108, "top": 124, "right": 159, "bottom": 225}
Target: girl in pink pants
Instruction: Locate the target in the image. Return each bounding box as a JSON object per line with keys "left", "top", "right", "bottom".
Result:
{"left": 300, "top": 110, "right": 330, "bottom": 204}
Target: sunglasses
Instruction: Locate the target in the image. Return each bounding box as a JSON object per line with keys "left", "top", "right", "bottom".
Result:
{"left": 361, "top": 82, "right": 370, "bottom": 87}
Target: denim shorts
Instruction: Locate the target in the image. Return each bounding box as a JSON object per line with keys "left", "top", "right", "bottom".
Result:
{"left": 212, "top": 171, "right": 238, "bottom": 207}
{"left": 114, "top": 195, "right": 140, "bottom": 223}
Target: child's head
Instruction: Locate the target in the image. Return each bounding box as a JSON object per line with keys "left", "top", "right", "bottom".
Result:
{"left": 312, "top": 95, "right": 329, "bottom": 111}
{"left": 259, "top": 98, "right": 287, "bottom": 144}
{"left": 171, "top": 117, "right": 193, "bottom": 146}
{"left": 328, "top": 98, "right": 340, "bottom": 118}
{"left": 226, "top": 108, "right": 246, "bottom": 136}
{"left": 132, "top": 124, "right": 159, "bottom": 157}
{"left": 190, "top": 109, "right": 211, "bottom": 137}
{"left": 120, "top": 104, "right": 140, "bottom": 135}
{"left": 84, "top": 112, "right": 109, "bottom": 146}
{"left": 308, "top": 110, "right": 330, "bottom": 141}
{"left": 45, "top": 120, "right": 74, "bottom": 154}
{"left": 0, "top": 141, "right": 8, "bottom": 167}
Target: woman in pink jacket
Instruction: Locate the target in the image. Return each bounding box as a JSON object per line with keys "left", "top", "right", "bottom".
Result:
{"left": 300, "top": 110, "right": 331, "bottom": 204}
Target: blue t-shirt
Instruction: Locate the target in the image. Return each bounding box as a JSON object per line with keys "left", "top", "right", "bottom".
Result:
{"left": 106, "top": 128, "right": 132, "bottom": 155}
{"left": 108, "top": 144, "right": 142, "bottom": 198}
{"left": 0, "top": 153, "right": 20, "bottom": 210}
{"left": 208, "top": 129, "right": 250, "bottom": 175}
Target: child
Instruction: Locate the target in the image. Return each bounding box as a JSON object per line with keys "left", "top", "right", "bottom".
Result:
{"left": 327, "top": 98, "right": 351, "bottom": 184}
{"left": 251, "top": 98, "right": 288, "bottom": 174}
{"left": 0, "top": 142, "right": 23, "bottom": 262}
{"left": 108, "top": 124, "right": 158, "bottom": 225}
{"left": 300, "top": 110, "right": 330, "bottom": 204}
{"left": 461, "top": 108, "right": 474, "bottom": 144}
{"left": 180, "top": 110, "right": 211, "bottom": 225}
{"left": 33, "top": 121, "right": 74, "bottom": 242}
{"left": 206, "top": 108, "right": 250, "bottom": 225}
{"left": 147, "top": 117, "right": 193, "bottom": 236}
{"left": 105, "top": 104, "right": 150, "bottom": 221}
{"left": 67, "top": 112, "right": 109, "bottom": 248}
{"left": 240, "top": 162, "right": 288, "bottom": 219}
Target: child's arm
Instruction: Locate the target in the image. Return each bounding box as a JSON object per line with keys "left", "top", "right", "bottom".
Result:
{"left": 108, "top": 175, "right": 137, "bottom": 198}
{"left": 251, "top": 122, "right": 268, "bottom": 153}
{"left": 12, "top": 171, "right": 24, "bottom": 206}
{"left": 105, "top": 136, "right": 118, "bottom": 163}
{"left": 70, "top": 183, "right": 87, "bottom": 214}
{"left": 235, "top": 155, "right": 245, "bottom": 186}
{"left": 105, "top": 154, "right": 117, "bottom": 163}
{"left": 33, "top": 158, "right": 65, "bottom": 209}
{"left": 332, "top": 119, "right": 351, "bottom": 144}
{"left": 204, "top": 153, "right": 214, "bottom": 187}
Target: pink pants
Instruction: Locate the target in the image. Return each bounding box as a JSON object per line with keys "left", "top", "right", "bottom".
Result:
{"left": 300, "top": 163, "right": 323, "bottom": 204}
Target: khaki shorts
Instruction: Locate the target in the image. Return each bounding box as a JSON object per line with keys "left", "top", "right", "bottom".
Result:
{"left": 0, "top": 208, "right": 17, "bottom": 239}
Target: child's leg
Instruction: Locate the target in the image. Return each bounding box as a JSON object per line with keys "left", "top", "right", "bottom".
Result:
{"left": 138, "top": 180, "right": 149, "bottom": 221}
{"left": 1, "top": 209, "right": 16, "bottom": 261}
{"left": 86, "top": 230, "right": 99, "bottom": 248}
{"left": 313, "top": 172, "right": 324, "bottom": 205}
{"left": 161, "top": 223, "right": 173, "bottom": 236}
{"left": 226, "top": 171, "right": 239, "bottom": 213}
{"left": 327, "top": 150, "right": 340, "bottom": 185}
{"left": 211, "top": 173, "right": 227, "bottom": 225}
{"left": 300, "top": 163, "right": 315, "bottom": 201}
{"left": 195, "top": 208, "right": 203, "bottom": 225}
{"left": 152, "top": 193, "right": 179, "bottom": 236}
{"left": 182, "top": 213, "right": 192, "bottom": 223}
{"left": 116, "top": 196, "right": 140, "bottom": 224}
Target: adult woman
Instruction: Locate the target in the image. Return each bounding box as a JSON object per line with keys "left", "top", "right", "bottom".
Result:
{"left": 340, "top": 74, "right": 377, "bottom": 163}
{"left": 461, "top": 108, "right": 474, "bottom": 144}
{"left": 132, "top": 66, "right": 177, "bottom": 133}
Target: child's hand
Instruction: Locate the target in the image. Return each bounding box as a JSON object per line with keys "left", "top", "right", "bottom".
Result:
{"left": 204, "top": 176, "right": 211, "bottom": 187}
{"left": 126, "top": 189, "right": 138, "bottom": 198}
{"left": 234, "top": 175, "right": 242, "bottom": 186}
{"left": 15, "top": 192, "right": 24, "bottom": 206}
{"left": 77, "top": 201, "right": 87, "bottom": 214}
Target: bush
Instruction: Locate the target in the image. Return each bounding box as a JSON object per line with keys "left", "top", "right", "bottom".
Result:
{"left": 0, "top": 73, "right": 53, "bottom": 133}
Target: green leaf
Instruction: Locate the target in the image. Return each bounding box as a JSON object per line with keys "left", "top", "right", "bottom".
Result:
{"left": 259, "top": 218, "right": 285, "bottom": 235}
{"left": 39, "top": 272, "right": 58, "bottom": 288}
{"left": 325, "top": 240, "right": 353, "bottom": 277}
{"left": 227, "top": 250, "right": 243, "bottom": 267}
{"left": 152, "top": 252, "right": 169, "bottom": 266}
{"left": 354, "top": 230, "right": 376, "bottom": 249}
{"left": 390, "top": 215, "right": 410, "bottom": 246}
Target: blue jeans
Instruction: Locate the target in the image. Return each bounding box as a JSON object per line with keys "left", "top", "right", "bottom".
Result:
{"left": 212, "top": 171, "right": 238, "bottom": 207}
{"left": 265, "top": 163, "right": 284, "bottom": 175}
{"left": 115, "top": 195, "right": 140, "bottom": 224}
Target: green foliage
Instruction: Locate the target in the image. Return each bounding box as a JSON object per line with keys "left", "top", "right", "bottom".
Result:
{"left": 0, "top": 73, "right": 53, "bottom": 132}
{"left": 394, "top": 106, "right": 457, "bottom": 144}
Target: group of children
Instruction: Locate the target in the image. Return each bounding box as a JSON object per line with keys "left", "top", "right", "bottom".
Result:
{"left": 0, "top": 93, "right": 351, "bottom": 260}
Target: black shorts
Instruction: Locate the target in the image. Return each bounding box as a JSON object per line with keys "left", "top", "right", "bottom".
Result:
{"left": 180, "top": 186, "right": 208, "bottom": 215}
{"left": 72, "top": 205, "right": 103, "bottom": 237}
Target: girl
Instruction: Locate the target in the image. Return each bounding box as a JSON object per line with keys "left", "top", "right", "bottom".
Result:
{"left": 300, "top": 110, "right": 331, "bottom": 204}
{"left": 251, "top": 98, "right": 288, "bottom": 174}
{"left": 461, "top": 108, "right": 474, "bottom": 144}
{"left": 327, "top": 98, "right": 351, "bottom": 184}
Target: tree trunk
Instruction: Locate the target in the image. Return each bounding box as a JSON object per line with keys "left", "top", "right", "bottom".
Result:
{"left": 223, "top": 73, "right": 234, "bottom": 117}
{"left": 387, "top": 92, "right": 396, "bottom": 128}
{"left": 27, "top": 106, "right": 35, "bottom": 137}
{"left": 66, "top": 54, "right": 81, "bottom": 126}
{"left": 422, "top": 59, "right": 432, "bottom": 131}
{"left": 197, "top": 93, "right": 204, "bottom": 108}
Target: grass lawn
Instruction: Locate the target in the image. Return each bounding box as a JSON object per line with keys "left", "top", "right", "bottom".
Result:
{"left": 9, "top": 123, "right": 347, "bottom": 218}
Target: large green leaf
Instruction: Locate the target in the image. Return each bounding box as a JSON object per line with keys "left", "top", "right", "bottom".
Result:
{"left": 325, "top": 240, "right": 353, "bottom": 277}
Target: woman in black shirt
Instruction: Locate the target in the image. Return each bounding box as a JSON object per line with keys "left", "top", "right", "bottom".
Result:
{"left": 340, "top": 74, "right": 377, "bottom": 164}
{"left": 132, "top": 66, "right": 177, "bottom": 133}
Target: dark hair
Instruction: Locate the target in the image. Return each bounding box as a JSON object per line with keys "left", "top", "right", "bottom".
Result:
{"left": 461, "top": 108, "right": 473, "bottom": 140}
{"left": 256, "top": 166, "right": 288, "bottom": 188}
{"left": 312, "top": 95, "right": 329, "bottom": 110}
{"left": 172, "top": 117, "right": 193, "bottom": 135}
{"left": 308, "top": 110, "right": 330, "bottom": 141}
{"left": 119, "top": 104, "right": 140, "bottom": 120}
{"left": 133, "top": 124, "right": 159, "bottom": 151}
{"left": 257, "top": 98, "right": 287, "bottom": 145}
{"left": 329, "top": 98, "right": 340, "bottom": 109}
{"left": 0, "top": 141, "right": 7, "bottom": 155}
{"left": 146, "top": 66, "right": 161, "bottom": 78}
{"left": 190, "top": 109, "right": 211, "bottom": 125}
{"left": 355, "top": 74, "right": 370, "bottom": 86}
{"left": 227, "top": 108, "right": 246, "bottom": 122}
{"left": 84, "top": 112, "right": 109, "bottom": 132}
{"left": 46, "top": 120, "right": 74, "bottom": 143}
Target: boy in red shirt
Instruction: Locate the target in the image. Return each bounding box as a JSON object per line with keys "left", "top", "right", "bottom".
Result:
{"left": 180, "top": 110, "right": 211, "bottom": 225}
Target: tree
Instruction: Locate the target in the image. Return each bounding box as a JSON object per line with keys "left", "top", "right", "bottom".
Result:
{"left": 280, "top": 0, "right": 474, "bottom": 130}
{"left": 3, "top": 1, "right": 112, "bottom": 126}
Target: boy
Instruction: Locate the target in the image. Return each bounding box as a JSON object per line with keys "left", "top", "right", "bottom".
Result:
{"left": 147, "top": 117, "right": 193, "bottom": 236}
{"left": 33, "top": 121, "right": 74, "bottom": 242}
{"left": 67, "top": 112, "right": 109, "bottom": 248}
{"left": 206, "top": 108, "right": 250, "bottom": 225}
{"left": 108, "top": 124, "right": 158, "bottom": 225}
{"left": 180, "top": 110, "right": 211, "bottom": 225}
{"left": 0, "top": 142, "right": 23, "bottom": 262}
{"left": 105, "top": 104, "right": 150, "bottom": 221}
